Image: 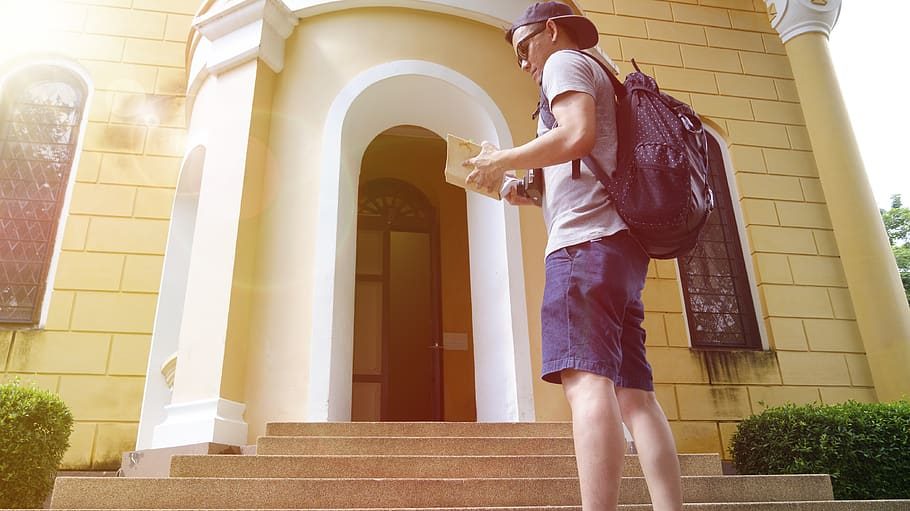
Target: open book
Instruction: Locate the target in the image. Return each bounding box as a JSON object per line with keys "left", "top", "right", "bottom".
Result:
{"left": 444, "top": 134, "right": 504, "bottom": 200}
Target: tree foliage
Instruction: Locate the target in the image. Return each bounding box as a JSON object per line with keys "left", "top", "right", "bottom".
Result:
{"left": 881, "top": 195, "right": 910, "bottom": 303}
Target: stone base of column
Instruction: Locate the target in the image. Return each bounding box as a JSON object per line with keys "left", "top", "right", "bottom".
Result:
{"left": 151, "top": 398, "right": 248, "bottom": 449}
{"left": 120, "top": 442, "right": 251, "bottom": 477}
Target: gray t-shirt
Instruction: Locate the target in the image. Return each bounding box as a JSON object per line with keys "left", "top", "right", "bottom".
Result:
{"left": 539, "top": 50, "right": 627, "bottom": 257}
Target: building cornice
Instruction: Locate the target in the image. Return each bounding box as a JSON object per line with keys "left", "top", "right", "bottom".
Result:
{"left": 764, "top": 0, "right": 842, "bottom": 44}
{"left": 193, "top": 0, "right": 298, "bottom": 75}
{"left": 185, "top": 0, "right": 536, "bottom": 103}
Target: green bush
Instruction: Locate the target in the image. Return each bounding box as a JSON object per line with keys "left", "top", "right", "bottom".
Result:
{"left": 0, "top": 380, "right": 74, "bottom": 508}
{"left": 731, "top": 400, "right": 910, "bottom": 500}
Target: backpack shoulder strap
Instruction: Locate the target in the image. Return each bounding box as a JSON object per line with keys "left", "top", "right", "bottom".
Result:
{"left": 535, "top": 50, "right": 625, "bottom": 185}
{"left": 567, "top": 49, "right": 626, "bottom": 97}
{"left": 566, "top": 50, "right": 624, "bottom": 189}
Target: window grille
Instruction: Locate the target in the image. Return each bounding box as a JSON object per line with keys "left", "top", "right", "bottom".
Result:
{"left": 358, "top": 178, "right": 434, "bottom": 233}
{"left": 0, "top": 67, "right": 86, "bottom": 325}
{"left": 678, "top": 135, "right": 762, "bottom": 349}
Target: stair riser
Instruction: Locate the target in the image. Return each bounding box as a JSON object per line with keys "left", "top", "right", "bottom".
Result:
{"left": 266, "top": 422, "right": 574, "bottom": 437}
{"left": 621, "top": 504, "right": 910, "bottom": 511}
{"left": 170, "top": 454, "right": 722, "bottom": 478}
{"left": 50, "top": 476, "right": 834, "bottom": 509}
{"left": 257, "top": 437, "right": 576, "bottom": 455}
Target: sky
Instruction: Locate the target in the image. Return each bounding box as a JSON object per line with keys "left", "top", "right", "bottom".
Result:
{"left": 829, "top": 1, "right": 910, "bottom": 210}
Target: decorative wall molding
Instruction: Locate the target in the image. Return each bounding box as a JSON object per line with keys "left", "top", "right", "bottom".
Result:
{"left": 306, "top": 59, "right": 536, "bottom": 423}
{"left": 187, "top": 0, "right": 521, "bottom": 101}
{"left": 136, "top": 144, "right": 207, "bottom": 450}
{"left": 160, "top": 353, "right": 178, "bottom": 389}
{"left": 283, "top": 0, "right": 528, "bottom": 26}
{"left": 194, "top": 0, "right": 298, "bottom": 75}
{"left": 186, "top": 1, "right": 615, "bottom": 105}
{"left": 764, "top": 0, "right": 842, "bottom": 43}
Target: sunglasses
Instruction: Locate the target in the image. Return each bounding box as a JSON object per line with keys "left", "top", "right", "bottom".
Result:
{"left": 515, "top": 25, "right": 547, "bottom": 67}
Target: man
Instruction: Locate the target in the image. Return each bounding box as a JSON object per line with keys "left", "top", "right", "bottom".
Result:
{"left": 464, "top": 2, "right": 683, "bottom": 510}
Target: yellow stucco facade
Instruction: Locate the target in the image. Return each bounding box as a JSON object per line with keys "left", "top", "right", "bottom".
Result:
{"left": 0, "top": 0, "right": 906, "bottom": 470}
{"left": 0, "top": 0, "right": 194, "bottom": 469}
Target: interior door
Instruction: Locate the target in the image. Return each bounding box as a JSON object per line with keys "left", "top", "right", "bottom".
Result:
{"left": 351, "top": 179, "right": 444, "bottom": 421}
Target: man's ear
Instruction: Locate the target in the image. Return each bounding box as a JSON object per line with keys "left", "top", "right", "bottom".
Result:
{"left": 546, "top": 19, "right": 559, "bottom": 43}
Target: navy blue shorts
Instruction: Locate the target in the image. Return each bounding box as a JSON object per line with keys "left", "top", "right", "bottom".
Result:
{"left": 541, "top": 230, "right": 653, "bottom": 390}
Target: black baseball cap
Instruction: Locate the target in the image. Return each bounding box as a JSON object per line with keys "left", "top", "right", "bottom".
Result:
{"left": 506, "top": 1, "right": 599, "bottom": 49}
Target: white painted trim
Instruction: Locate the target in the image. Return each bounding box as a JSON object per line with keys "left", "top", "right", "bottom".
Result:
{"left": 306, "top": 59, "right": 535, "bottom": 422}
{"left": 151, "top": 398, "right": 248, "bottom": 448}
{"left": 196, "top": 0, "right": 296, "bottom": 41}
{"left": 0, "top": 58, "right": 93, "bottom": 330}
{"left": 136, "top": 145, "right": 207, "bottom": 450}
{"left": 186, "top": 0, "right": 531, "bottom": 116}
{"left": 285, "top": 0, "right": 528, "bottom": 26}
{"left": 190, "top": 0, "right": 297, "bottom": 102}
{"left": 712, "top": 129, "right": 770, "bottom": 351}
{"left": 765, "top": 0, "right": 841, "bottom": 43}
{"left": 196, "top": 0, "right": 297, "bottom": 75}
{"left": 674, "top": 128, "right": 770, "bottom": 351}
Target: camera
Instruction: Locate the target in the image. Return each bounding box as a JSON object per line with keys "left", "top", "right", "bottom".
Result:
{"left": 516, "top": 168, "right": 544, "bottom": 204}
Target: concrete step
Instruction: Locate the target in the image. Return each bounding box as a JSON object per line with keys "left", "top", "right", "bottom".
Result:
{"left": 619, "top": 504, "right": 910, "bottom": 510}
{"left": 256, "top": 436, "right": 578, "bottom": 455}
{"left": 265, "top": 422, "right": 574, "bottom": 437}
{"left": 170, "top": 453, "right": 722, "bottom": 478}
{"left": 37, "top": 505, "right": 910, "bottom": 511}
{"left": 49, "top": 475, "right": 834, "bottom": 509}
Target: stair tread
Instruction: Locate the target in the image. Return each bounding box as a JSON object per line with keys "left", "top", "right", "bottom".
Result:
{"left": 256, "top": 436, "right": 578, "bottom": 455}
{"left": 40, "top": 503, "right": 910, "bottom": 511}
{"left": 50, "top": 474, "right": 835, "bottom": 508}
{"left": 265, "top": 423, "right": 574, "bottom": 438}
{"left": 38, "top": 505, "right": 910, "bottom": 509}
{"left": 54, "top": 474, "right": 834, "bottom": 481}
{"left": 169, "top": 453, "right": 720, "bottom": 474}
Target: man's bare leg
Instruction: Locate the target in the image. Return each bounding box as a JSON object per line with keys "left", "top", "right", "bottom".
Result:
{"left": 616, "top": 387, "right": 683, "bottom": 511}
{"left": 562, "top": 369, "right": 627, "bottom": 511}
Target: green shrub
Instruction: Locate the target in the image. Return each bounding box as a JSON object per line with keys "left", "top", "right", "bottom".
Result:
{"left": 0, "top": 380, "right": 74, "bottom": 508}
{"left": 731, "top": 400, "right": 910, "bottom": 500}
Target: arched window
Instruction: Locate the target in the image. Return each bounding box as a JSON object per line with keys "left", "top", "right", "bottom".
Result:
{"left": 678, "top": 135, "right": 762, "bottom": 349}
{"left": 0, "top": 66, "right": 87, "bottom": 325}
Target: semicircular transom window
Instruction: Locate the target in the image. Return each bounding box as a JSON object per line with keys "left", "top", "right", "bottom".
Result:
{"left": 358, "top": 178, "right": 434, "bottom": 233}
{"left": 0, "top": 67, "right": 86, "bottom": 325}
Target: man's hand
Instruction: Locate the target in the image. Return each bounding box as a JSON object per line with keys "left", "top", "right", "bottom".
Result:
{"left": 464, "top": 141, "right": 506, "bottom": 194}
{"left": 500, "top": 171, "right": 540, "bottom": 207}
{"left": 503, "top": 186, "right": 540, "bottom": 206}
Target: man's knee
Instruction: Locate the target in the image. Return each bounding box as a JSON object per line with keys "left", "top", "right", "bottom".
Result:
{"left": 562, "top": 369, "right": 617, "bottom": 406}
{"left": 615, "top": 386, "right": 659, "bottom": 415}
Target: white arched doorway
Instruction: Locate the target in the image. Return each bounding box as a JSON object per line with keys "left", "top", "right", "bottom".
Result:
{"left": 306, "top": 60, "right": 536, "bottom": 422}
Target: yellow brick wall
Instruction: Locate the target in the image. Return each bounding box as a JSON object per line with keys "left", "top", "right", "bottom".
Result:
{"left": 0, "top": 0, "right": 879, "bottom": 469}
{"left": 0, "top": 0, "right": 195, "bottom": 469}
{"left": 582, "top": 0, "right": 875, "bottom": 459}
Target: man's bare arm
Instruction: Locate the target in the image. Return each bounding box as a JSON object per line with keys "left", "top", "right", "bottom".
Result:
{"left": 501, "top": 90, "right": 596, "bottom": 169}
{"left": 464, "top": 90, "right": 596, "bottom": 192}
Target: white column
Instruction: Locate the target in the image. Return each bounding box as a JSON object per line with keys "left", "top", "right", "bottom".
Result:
{"left": 764, "top": 0, "right": 910, "bottom": 401}
{"left": 150, "top": 0, "right": 297, "bottom": 449}
{"left": 467, "top": 195, "right": 536, "bottom": 421}
{"left": 763, "top": 0, "right": 840, "bottom": 43}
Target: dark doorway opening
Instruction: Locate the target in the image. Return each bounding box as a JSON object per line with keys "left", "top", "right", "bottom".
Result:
{"left": 352, "top": 178, "right": 444, "bottom": 420}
